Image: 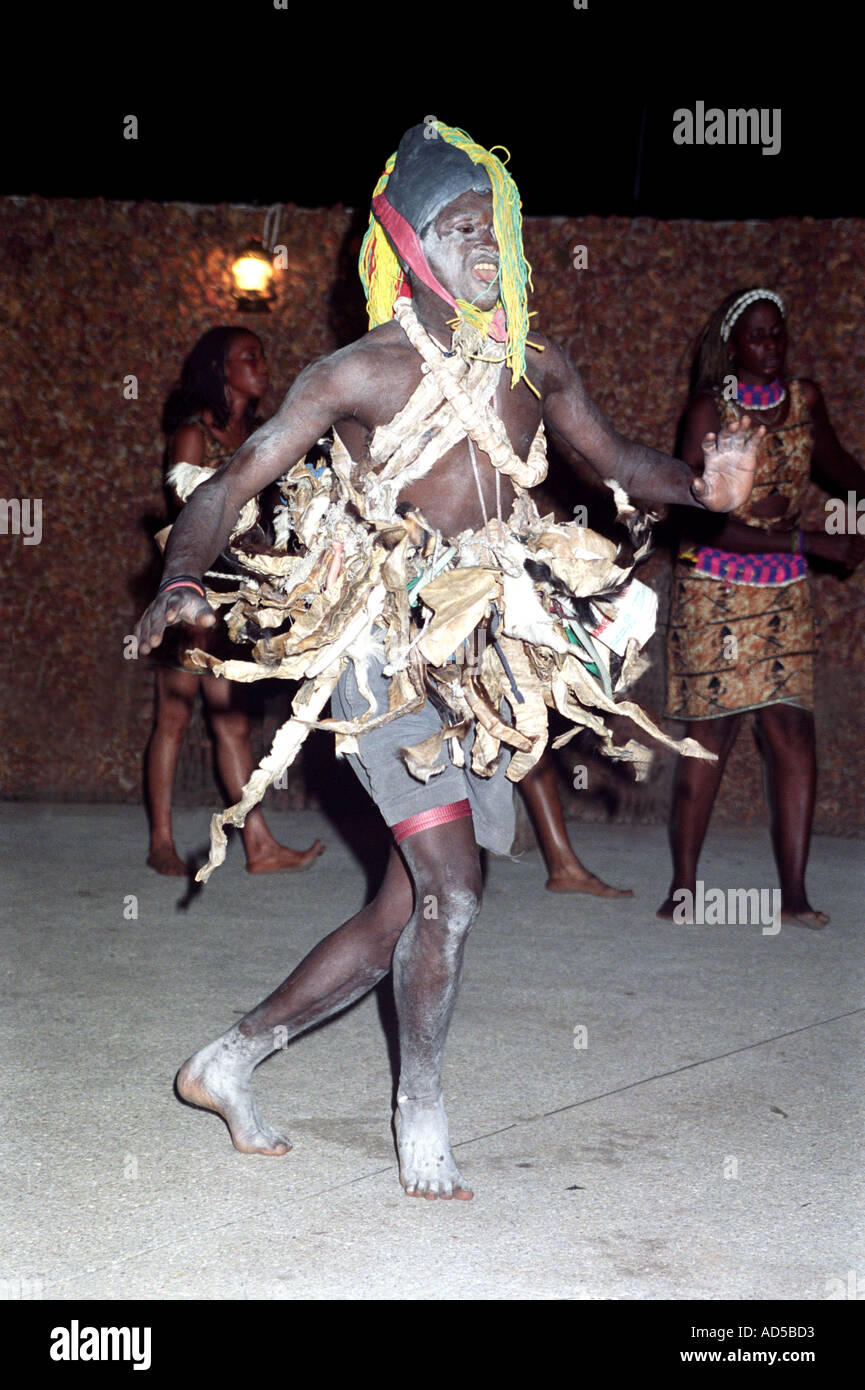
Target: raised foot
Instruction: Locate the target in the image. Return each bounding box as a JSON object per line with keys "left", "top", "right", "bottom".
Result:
{"left": 246, "top": 840, "right": 325, "bottom": 874}
{"left": 147, "top": 845, "right": 188, "bottom": 877}
{"left": 394, "top": 1095, "right": 473, "bottom": 1201}
{"left": 175, "top": 1047, "right": 291, "bottom": 1156}
{"left": 546, "top": 868, "right": 633, "bottom": 898}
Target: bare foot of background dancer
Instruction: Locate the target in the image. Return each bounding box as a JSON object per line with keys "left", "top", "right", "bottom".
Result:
{"left": 520, "top": 754, "right": 633, "bottom": 896}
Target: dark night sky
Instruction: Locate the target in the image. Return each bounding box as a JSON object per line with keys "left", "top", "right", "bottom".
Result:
{"left": 5, "top": 4, "right": 856, "bottom": 219}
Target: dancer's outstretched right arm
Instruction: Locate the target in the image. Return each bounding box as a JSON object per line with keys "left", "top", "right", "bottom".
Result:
{"left": 136, "top": 349, "right": 360, "bottom": 654}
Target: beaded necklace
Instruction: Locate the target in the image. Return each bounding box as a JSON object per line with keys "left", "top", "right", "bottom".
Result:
{"left": 736, "top": 377, "right": 786, "bottom": 410}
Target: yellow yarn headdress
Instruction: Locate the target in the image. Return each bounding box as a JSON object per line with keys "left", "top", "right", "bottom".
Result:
{"left": 358, "top": 122, "right": 533, "bottom": 388}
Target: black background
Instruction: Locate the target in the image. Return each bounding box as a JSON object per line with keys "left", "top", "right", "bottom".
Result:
{"left": 5, "top": 2, "right": 856, "bottom": 218}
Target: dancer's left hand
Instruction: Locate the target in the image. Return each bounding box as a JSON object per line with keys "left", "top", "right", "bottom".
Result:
{"left": 693, "top": 415, "right": 765, "bottom": 512}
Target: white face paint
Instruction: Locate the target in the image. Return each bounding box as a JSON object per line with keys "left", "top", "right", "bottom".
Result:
{"left": 419, "top": 190, "right": 500, "bottom": 310}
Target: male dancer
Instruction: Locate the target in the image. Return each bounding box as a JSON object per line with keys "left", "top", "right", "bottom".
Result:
{"left": 137, "top": 123, "right": 761, "bottom": 1200}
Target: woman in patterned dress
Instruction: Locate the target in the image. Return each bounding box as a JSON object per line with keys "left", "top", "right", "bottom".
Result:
{"left": 145, "top": 327, "right": 325, "bottom": 876}
{"left": 659, "top": 289, "right": 865, "bottom": 927}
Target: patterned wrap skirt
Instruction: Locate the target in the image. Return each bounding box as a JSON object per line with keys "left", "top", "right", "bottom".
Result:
{"left": 665, "top": 563, "right": 815, "bottom": 720}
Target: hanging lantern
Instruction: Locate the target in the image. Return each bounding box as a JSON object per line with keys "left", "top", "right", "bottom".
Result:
{"left": 231, "top": 238, "right": 276, "bottom": 310}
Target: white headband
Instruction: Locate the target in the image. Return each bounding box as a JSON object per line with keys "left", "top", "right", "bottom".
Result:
{"left": 720, "top": 289, "right": 785, "bottom": 342}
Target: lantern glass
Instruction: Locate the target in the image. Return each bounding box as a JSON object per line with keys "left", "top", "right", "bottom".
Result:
{"left": 232, "top": 250, "right": 273, "bottom": 297}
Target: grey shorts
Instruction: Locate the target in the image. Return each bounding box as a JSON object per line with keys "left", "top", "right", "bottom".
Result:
{"left": 330, "top": 656, "right": 515, "bottom": 854}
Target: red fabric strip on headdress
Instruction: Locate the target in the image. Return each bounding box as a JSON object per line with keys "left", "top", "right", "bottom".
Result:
{"left": 372, "top": 192, "right": 458, "bottom": 311}
{"left": 372, "top": 191, "right": 508, "bottom": 343}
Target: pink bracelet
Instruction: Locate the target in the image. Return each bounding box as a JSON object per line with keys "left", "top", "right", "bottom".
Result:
{"left": 160, "top": 579, "right": 206, "bottom": 599}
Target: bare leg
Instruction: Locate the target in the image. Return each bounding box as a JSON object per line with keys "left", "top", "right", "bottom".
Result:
{"left": 391, "top": 818, "right": 482, "bottom": 1200}
{"left": 176, "top": 845, "right": 414, "bottom": 1153}
{"left": 201, "top": 672, "right": 325, "bottom": 873}
{"left": 145, "top": 667, "right": 198, "bottom": 875}
{"left": 657, "top": 714, "right": 742, "bottom": 919}
{"left": 756, "top": 704, "right": 828, "bottom": 929}
{"left": 176, "top": 816, "right": 481, "bottom": 1199}
{"left": 520, "top": 752, "right": 633, "bottom": 897}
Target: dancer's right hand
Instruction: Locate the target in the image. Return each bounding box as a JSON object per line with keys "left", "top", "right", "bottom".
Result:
{"left": 135, "top": 585, "right": 217, "bottom": 654}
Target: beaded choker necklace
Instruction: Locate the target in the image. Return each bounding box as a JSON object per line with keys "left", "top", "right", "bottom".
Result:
{"left": 737, "top": 378, "right": 786, "bottom": 410}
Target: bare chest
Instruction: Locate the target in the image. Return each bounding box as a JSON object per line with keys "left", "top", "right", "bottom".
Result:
{"left": 333, "top": 341, "right": 543, "bottom": 535}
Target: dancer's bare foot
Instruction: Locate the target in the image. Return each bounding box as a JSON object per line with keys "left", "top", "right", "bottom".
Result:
{"left": 176, "top": 1040, "right": 291, "bottom": 1156}
{"left": 394, "top": 1094, "right": 473, "bottom": 1201}
{"left": 147, "top": 844, "right": 188, "bottom": 877}
{"left": 546, "top": 867, "right": 633, "bottom": 898}
{"left": 780, "top": 906, "right": 829, "bottom": 931}
{"left": 246, "top": 840, "right": 325, "bottom": 874}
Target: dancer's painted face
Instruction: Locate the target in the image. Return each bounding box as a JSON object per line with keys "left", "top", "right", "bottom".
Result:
{"left": 222, "top": 333, "right": 269, "bottom": 401}
{"left": 418, "top": 190, "right": 500, "bottom": 310}
{"left": 730, "top": 302, "right": 787, "bottom": 381}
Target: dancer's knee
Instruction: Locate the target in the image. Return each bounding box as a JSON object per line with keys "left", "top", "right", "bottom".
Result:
{"left": 444, "top": 883, "right": 481, "bottom": 934}
{"left": 393, "top": 804, "right": 483, "bottom": 936}
{"left": 156, "top": 691, "right": 195, "bottom": 740}
{"left": 418, "top": 879, "right": 482, "bottom": 938}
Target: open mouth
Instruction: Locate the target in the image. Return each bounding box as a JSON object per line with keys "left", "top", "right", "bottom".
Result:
{"left": 472, "top": 260, "right": 498, "bottom": 285}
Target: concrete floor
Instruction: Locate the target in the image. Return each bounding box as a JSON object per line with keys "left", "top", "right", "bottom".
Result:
{"left": 1, "top": 800, "right": 863, "bottom": 1301}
